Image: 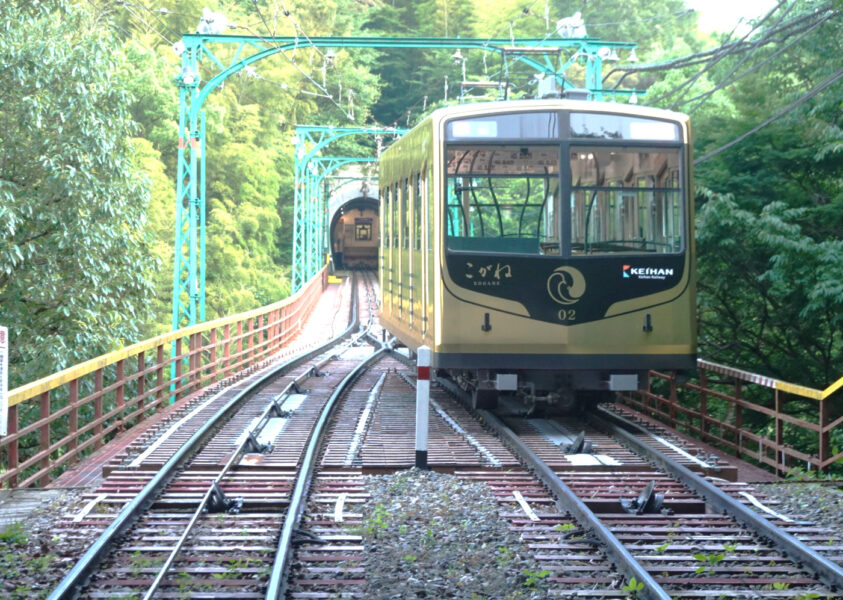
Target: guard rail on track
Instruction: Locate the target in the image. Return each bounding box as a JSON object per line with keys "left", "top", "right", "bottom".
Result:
{"left": 620, "top": 360, "right": 843, "bottom": 475}
{"left": 1, "top": 269, "right": 328, "bottom": 489}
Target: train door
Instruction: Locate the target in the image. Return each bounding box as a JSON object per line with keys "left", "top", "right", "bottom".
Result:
{"left": 401, "top": 178, "right": 411, "bottom": 320}
{"left": 420, "top": 168, "right": 428, "bottom": 339}
{"left": 411, "top": 172, "right": 423, "bottom": 331}
{"left": 392, "top": 182, "right": 400, "bottom": 316}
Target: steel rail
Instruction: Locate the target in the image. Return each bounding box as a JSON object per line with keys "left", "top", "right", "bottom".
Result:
{"left": 592, "top": 406, "right": 843, "bottom": 592}
{"left": 141, "top": 274, "right": 373, "bottom": 599}
{"left": 265, "top": 335, "right": 387, "bottom": 598}
{"left": 47, "top": 281, "right": 361, "bottom": 600}
{"left": 141, "top": 373, "right": 314, "bottom": 598}
{"left": 474, "top": 407, "right": 673, "bottom": 600}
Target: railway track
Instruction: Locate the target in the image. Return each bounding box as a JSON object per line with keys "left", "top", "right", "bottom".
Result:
{"left": 473, "top": 400, "right": 843, "bottom": 599}
{"left": 44, "top": 270, "right": 841, "bottom": 599}
{"left": 47, "top": 272, "right": 384, "bottom": 599}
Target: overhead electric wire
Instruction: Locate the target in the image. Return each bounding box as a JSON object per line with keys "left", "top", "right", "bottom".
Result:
{"left": 682, "top": 9, "right": 837, "bottom": 114}
{"left": 114, "top": 0, "right": 183, "bottom": 39}
{"left": 245, "top": 2, "right": 356, "bottom": 121}
{"left": 652, "top": 0, "right": 790, "bottom": 108}
{"left": 585, "top": 8, "right": 695, "bottom": 28}
{"left": 694, "top": 66, "right": 843, "bottom": 165}
{"left": 118, "top": 1, "right": 175, "bottom": 45}
{"left": 604, "top": 1, "right": 834, "bottom": 92}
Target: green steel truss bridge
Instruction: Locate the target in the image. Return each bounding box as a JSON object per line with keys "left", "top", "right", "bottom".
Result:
{"left": 172, "top": 33, "right": 639, "bottom": 330}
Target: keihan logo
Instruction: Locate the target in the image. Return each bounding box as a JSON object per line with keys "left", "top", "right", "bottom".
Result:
{"left": 624, "top": 264, "right": 674, "bottom": 280}
{"left": 547, "top": 266, "right": 586, "bottom": 305}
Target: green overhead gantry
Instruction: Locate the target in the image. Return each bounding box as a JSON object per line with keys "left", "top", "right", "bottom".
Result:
{"left": 290, "top": 128, "right": 402, "bottom": 292}
{"left": 172, "top": 34, "right": 639, "bottom": 328}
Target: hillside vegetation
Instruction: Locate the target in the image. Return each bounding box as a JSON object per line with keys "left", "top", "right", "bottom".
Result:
{"left": 1, "top": 0, "right": 840, "bottom": 391}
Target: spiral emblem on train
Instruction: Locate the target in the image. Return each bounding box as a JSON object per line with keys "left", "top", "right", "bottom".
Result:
{"left": 547, "top": 266, "right": 586, "bottom": 305}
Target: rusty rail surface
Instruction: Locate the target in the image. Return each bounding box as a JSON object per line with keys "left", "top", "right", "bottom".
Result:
{"left": 620, "top": 360, "right": 843, "bottom": 475}
{"left": 0, "top": 269, "right": 328, "bottom": 489}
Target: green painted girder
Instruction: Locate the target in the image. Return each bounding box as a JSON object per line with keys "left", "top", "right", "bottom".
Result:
{"left": 310, "top": 156, "right": 378, "bottom": 267}
{"left": 292, "top": 127, "right": 405, "bottom": 291}
{"left": 184, "top": 35, "right": 638, "bottom": 123}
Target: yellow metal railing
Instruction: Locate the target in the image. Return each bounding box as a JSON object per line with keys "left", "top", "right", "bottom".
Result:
{"left": 621, "top": 360, "right": 843, "bottom": 475}
{"left": 1, "top": 269, "right": 327, "bottom": 488}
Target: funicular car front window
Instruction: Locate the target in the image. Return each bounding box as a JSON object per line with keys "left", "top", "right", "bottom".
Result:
{"left": 445, "top": 145, "right": 560, "bottom": 255}
{"left": 570, "top": 146, "right": 682, "bottom": 254}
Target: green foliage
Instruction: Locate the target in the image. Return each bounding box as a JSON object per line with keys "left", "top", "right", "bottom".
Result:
{"left": 361, "top": 502, "right": 390, "bottom": 537}
{"left": 521, "top": 568, "right": 550, "bottom": 587}
{"left": 0, "top": 522, "right": 28, "bottom": 545}
{"left": 0, "top": 0, "right": 156, "bottom": 387}
{"left": 622, "top": 576, "right": 645, "bottom": 597}
{"left": 695, "top": 192, "right": 843, "bottom": 387}
{"left": 693, "top": 550, "right": 726, "bottom": 574}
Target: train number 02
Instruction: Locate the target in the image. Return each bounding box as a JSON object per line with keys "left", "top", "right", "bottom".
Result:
{"left": 557, "top": 309, "right": 577, "bottom": 322}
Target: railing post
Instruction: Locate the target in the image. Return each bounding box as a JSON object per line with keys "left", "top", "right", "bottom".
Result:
{"left": 819, "top": 397, "right": 830, "bottom": 474}
{"left": 734, "top": 380, "right": 743, "bottom": 458}
{"left": 94, "top": 368, "right": 104, "bottom": 450}
{"left": 137, "top": 352, "right": 146, "bottom": 416}
{"left": 224, "top": 324, "right": 232, "bottom": 375}
{"left": 8, "top": 404, "right": 18, "bottom": 488}
{"left": 236, "top": 321, "right": 243, "bottom": 366}
{"left": 250, "top": 318, "right": 256, "bottom": 363}
{"left": 191, "top": 333, "right": 200, "bottom": 393}
{"left": 668, "top": 375, "right": 678, "bottom": 426}
{"left": 645, "top": 372, "right": 654, "bottom": 414}
{"left": 175, "top": 339, "right": 182, "bottom": 401}
{"left": 68, "top": 379, "right": 79, "bottom": 463}
{"left": 156, "top": 344, "right": 165, "bottom": 410}
{"left": 699, "top": 369, "right": 709, "bottom": 442}
{"left": 209, "top": 329, "right": 217, "bottom": 383}
{"left": 115, "top": 359, "right": 125, "bottom": 430}
{"left": 39, "top": 391, "right": 50, "bottom": 487}
{"left": 774, "top": 389, "right": 785, "bottom": 477}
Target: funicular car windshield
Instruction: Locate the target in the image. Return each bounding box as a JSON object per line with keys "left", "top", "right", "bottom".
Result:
{"left": 444, "top": 110, "right": 685, "bottom": 256}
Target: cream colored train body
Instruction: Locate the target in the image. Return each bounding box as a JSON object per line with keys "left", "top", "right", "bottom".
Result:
{"left": 379, "top": 100, "right": 696, "bottom": 407}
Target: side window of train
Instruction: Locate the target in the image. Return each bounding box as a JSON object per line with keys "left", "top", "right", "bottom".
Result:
{"left": 382, "top": 187, "right": 390, "bottom": 249}
{"left": 392, "top": 183, "right": 399, "bottom": 248}
{"left": 414, "top": 173, "right": 422, "bottom": 250}
{"left": 428, "top": 167, "right": 433, "bottom": 252}
{"left": 402, "top": 178, "right": 410, "bottom": 250}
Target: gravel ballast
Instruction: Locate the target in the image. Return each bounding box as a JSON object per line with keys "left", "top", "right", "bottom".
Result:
{"left": 359, "top": 469, "right": 549, "bottom": 599}
{"left": 754, "top": 482, "right": 843, "bottom": 542}
{"left": 2, "top": 477, "right": 841, "bottom": 598}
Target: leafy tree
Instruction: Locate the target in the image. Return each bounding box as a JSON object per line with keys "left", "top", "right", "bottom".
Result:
{"left": 696, "top": 193, "right": 842, "bottom": 387}
{"left": 0, "top": 1, "right": 156, "bottom": 387}
{"left": 684, "top": 1, "right": 843, "bottom": 386}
